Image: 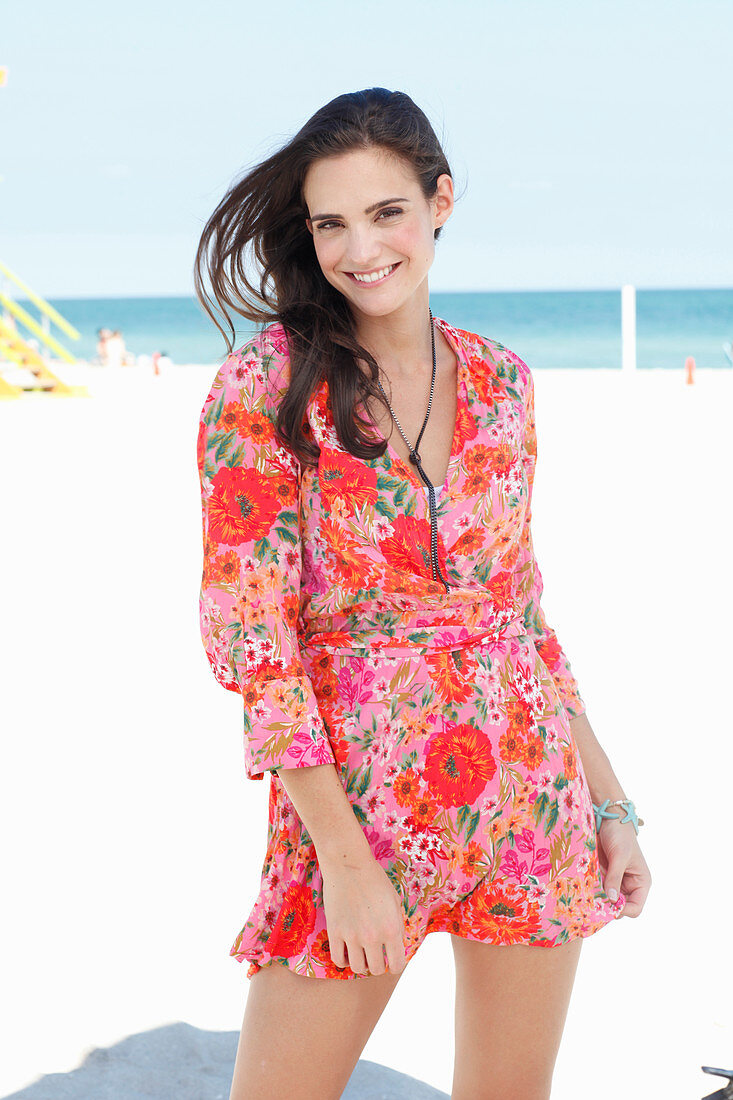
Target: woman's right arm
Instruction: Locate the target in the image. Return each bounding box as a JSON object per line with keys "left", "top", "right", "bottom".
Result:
{"left": 277, "top": 762, "right": 408, "bottom": 975}
{"left": 197, "top": 333, "right": 407, "bottom": 974}
{"left": 197, "top": 335, "right": 336, "bottom": 779}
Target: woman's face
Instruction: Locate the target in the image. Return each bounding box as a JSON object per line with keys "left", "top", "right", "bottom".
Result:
{"left": 303, "top": 146, "right": 453, "bottom": 321}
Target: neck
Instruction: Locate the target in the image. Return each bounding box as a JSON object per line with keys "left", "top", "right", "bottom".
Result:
{"left": 353, "top": 297, "right": 435, "bottom": 381}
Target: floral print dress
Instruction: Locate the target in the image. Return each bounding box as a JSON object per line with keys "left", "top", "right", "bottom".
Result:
{"left": 197, "top": 315, "right": 626, "bottom": 981}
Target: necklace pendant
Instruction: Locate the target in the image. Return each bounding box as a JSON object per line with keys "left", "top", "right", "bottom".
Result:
{"left": 409, "top": 451, "right": 421, "bottom": 465}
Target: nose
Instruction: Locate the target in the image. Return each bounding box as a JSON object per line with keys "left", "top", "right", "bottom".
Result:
{"left": 343, "top": 224, "right": 382, "bottom": 270}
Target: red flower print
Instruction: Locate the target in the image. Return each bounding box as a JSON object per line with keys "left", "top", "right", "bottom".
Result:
{"left": 311, "top": 928, "right": 352, "bottom": 979}
{"left": 319, "top": 449, "right": 379, "bottom": 510}
{"left": 208, "top": 466, "right": 284, "bottom": 545}
{"left": 209, "top": 549, "right": 240, "bottom": 587}
{"left": 563, "top": 745, "right": 579, "bottom": 781}
{"left": 267, "top": 882, "right": 316, "bottom": 957}
{"left": 505, "top": 698, "right": 534, "bottom": 739}
{"left": 460, "top": 842, "right": 485, "bottom": 876}
{"left": 471, "top": 361, "right": 508, "bottom": 408}
{"left": 464, "top": 880, "right": 544, "bottom": 944}
{"left": 427, "top": 906, "right": 465, "bottom": 935}
{"left": 215, "top": 401, "right": 247, "bottom": 436}
{"left": 536, "top": 634, "right": 563, "bottom": 672}
{"left": 452, "top": 400, "right": 479, "bottom": 451}
{"left": 452, "top": 527, "right": 484, "bottom": 555}
{"left": 424, "top": 722, "right": 497, "bottom": 808}
{"left": 521, "top": 733, "right": 545, "bottom": 770}
{"left": 498, "top": 725, "right": 526, "bottom": 763}
{"left": 393, "top": 768, "right": 421, "bottom": 807}
{"left": 282, "top": 591, "right": 299, "bottom": 629}
{"left": 425, "top": 646, "right": 480, "bottom": 705}
{"left": 196, "top": 418, "right": 207, "bottom": 474}
{"left": 381, "top": 514, "right": 447, "bottom": 580}
{"left": 489, "top": 442, "right": 516, "bottom": 477}
{"left": 322, "top": 519, "right": 378, "bottom": 588}
{"left": 463, "top": 467, "right": 492, "bottom": 495}
{"left": 267, "top": 473, "right": 297, "bottom": 509}
{"left": 411, "top": 796, "right": 440, "bottom": 829}
{"left": 464, "top": 443, "right": 494, "bottom": 474}
{"left": 487, "top": 569, "right": 514, "bottom": 609}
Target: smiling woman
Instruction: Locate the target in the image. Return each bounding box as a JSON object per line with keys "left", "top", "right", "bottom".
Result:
{"left": 303, "top": 149, "right": 448, "bottom": 324}
{"left": 192, "top": 86, "right": 649, "bottom": 1100}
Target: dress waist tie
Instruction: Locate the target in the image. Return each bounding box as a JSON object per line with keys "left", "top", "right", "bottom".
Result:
{"left": 299, "top": 614, "right": 528, "bottom": 658}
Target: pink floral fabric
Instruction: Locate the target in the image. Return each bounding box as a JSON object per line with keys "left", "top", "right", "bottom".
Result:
{"left": 197, "top": 316, "right": 625, "bottom": 980}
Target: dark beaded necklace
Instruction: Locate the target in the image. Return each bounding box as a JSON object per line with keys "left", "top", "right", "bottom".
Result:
{"left": 375, "top": 307, "right": 452, "bottom": 590}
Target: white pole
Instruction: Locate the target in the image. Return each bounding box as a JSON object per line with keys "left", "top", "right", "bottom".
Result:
{"left": 621, "top": 284, "right": 636, "bottom": 372}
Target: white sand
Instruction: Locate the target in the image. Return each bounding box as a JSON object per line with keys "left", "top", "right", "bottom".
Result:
{"left": 1, "top": 360, "right": 731, "bottom": 1098}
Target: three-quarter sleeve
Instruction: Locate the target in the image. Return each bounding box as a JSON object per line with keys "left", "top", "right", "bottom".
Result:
{"left": 519, "top": 366, "right": 586, "bottom": 720}
{"left": 196, "top": 335, "right": 337, "bottom": 780}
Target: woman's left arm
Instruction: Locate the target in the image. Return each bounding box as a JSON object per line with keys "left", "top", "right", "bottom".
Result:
{"left": 512, "top": 354, "right": 652, "bottom": 920}
{"left": 569, "top": 710, "right": 652, "bottom": 918}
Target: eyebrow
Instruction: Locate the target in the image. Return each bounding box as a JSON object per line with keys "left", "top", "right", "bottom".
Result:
{"left": 309, "top": 197, "right": 410, "bottom": 222}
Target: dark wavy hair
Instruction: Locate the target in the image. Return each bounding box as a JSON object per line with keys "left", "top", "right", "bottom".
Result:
{"left": 193, "top": 87, "right": 459, "bottom": 470}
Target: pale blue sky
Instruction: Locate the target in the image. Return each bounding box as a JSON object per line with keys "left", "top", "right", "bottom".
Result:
{"left": 1, "top": 0, "right": 731, "bottom": 298}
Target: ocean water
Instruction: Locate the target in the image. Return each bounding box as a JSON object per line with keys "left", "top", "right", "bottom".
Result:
{"left": 18, "top": 288, "right": 733, "bottom": 370}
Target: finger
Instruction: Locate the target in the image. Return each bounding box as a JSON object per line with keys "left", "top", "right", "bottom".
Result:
{"left": 384, "top": 936, "right": 407, "bottom": 975}
{"left": 364, "top": 942, "right": 387, "bottom": 976}
{"left": 603, "top": 858, "right": 627, "bottom": 902}
{"left": 346, "top": 942, "right": 369, "bottom": 976}
{"left": 617, "top": 883, "right": 649, "bottom": 917}
{"left": 328, "top": 936, "right": 347, "bottom": 969}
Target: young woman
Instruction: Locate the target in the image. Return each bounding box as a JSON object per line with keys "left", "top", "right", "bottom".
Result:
{"left": 195, "top": 87, "right": 651, "bottom": 1100}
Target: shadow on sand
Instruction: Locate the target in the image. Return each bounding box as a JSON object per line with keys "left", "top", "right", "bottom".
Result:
{"left": 3, "top": 1021, "right": 450, "bottom": 1099}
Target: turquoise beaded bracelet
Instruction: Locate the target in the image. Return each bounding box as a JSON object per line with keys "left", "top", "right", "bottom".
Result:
{"left": 592, "top": 798, "right": 644, "bottom": 836}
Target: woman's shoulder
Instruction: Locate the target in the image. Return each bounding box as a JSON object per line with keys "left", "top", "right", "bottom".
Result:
{"left": 438, "top": 316, "right": 534, "bottom": 393}
{"left": 208, "top": 321, "right": 292, "bottom": 401}
{"left": 233, "top": 320, "right": 290, "bottom": 362}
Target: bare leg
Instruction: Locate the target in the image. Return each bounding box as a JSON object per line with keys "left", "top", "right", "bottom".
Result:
{"left": 228, "top": 961, "right": 406, "bottom": 1100}
{"left": 450, "top": 934, "right": 583, "bottom": 1100}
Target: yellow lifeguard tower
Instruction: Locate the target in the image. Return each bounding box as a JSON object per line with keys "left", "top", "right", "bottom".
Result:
{"left": 0, "top": 260, "right": 89, "bottom": 398}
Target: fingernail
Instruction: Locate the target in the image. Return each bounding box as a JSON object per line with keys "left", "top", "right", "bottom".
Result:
{"left": 608, "top": 887, "right": 618, "bottom": 901}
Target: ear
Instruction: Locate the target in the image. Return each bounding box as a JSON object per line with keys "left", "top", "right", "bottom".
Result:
{"left": 433, "top": 173, "right": 455, "bottom": 229}
{"left": 305, "top": 217, "right": 313, "bottom": 236}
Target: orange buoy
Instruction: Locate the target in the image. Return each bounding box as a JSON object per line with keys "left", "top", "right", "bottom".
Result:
{"left": 685, "top": 356, "right": 695, "bottom": 385}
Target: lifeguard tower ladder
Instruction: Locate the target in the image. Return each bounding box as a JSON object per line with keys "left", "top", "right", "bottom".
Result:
{"left": 0, "top": 260, "right": 88, "bottom": 398}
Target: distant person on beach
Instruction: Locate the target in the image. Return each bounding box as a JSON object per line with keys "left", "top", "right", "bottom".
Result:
{"left": 193, "top": 88, "right": 651, "bottom": 1100}
{"left": 102, "top": 329, "right": 137, "bottom": 367}
{"left": 95, "top": 328, "right": 112, "bottom": 367}
{"left": 105, "top": 330, "right": 127, "bottom": 368}
{"left": 149, "top": 350, "right": 174, "bottom": 374}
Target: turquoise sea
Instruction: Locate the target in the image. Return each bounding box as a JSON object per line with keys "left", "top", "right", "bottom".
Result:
{"left": 29, "top": 288, "right": 733, "bottom": 370}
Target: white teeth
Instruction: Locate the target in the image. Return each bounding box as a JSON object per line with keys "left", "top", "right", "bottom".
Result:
{"left": 352, "top": 264, "right": 396, "bottom": 283}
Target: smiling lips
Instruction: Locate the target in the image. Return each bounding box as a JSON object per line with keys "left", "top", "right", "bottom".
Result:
{"left": 346, "top": 262, "right": 401, "bottom": 286}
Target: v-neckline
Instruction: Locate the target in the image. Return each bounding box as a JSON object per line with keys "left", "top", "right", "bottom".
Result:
{"left": 372, "top": 314, "right": 469, "bottom": 495}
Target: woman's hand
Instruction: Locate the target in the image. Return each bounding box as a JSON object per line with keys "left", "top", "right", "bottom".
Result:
{"left": 320, "top": 855, "right": 408, "bottom": 977}
{"left": 597, "top": 819, "right": 652, "bottom": 918}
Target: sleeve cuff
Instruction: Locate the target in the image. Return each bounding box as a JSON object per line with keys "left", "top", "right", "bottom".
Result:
{"left": 242, "top": 675, "right": 337, "bottom": 781}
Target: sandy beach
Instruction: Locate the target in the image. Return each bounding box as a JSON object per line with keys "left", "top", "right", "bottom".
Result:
{"left": 1, "top": 359, "right": 731, "bottom": 1098}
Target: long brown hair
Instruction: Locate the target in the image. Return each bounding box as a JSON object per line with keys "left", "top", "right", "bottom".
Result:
{"left": 193, "top": 87, "right": 458, "bottom": 470}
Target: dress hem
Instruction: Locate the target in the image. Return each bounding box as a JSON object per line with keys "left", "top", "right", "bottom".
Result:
{"left": 233, "top": 898, "right": 625, "bottom": 981}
